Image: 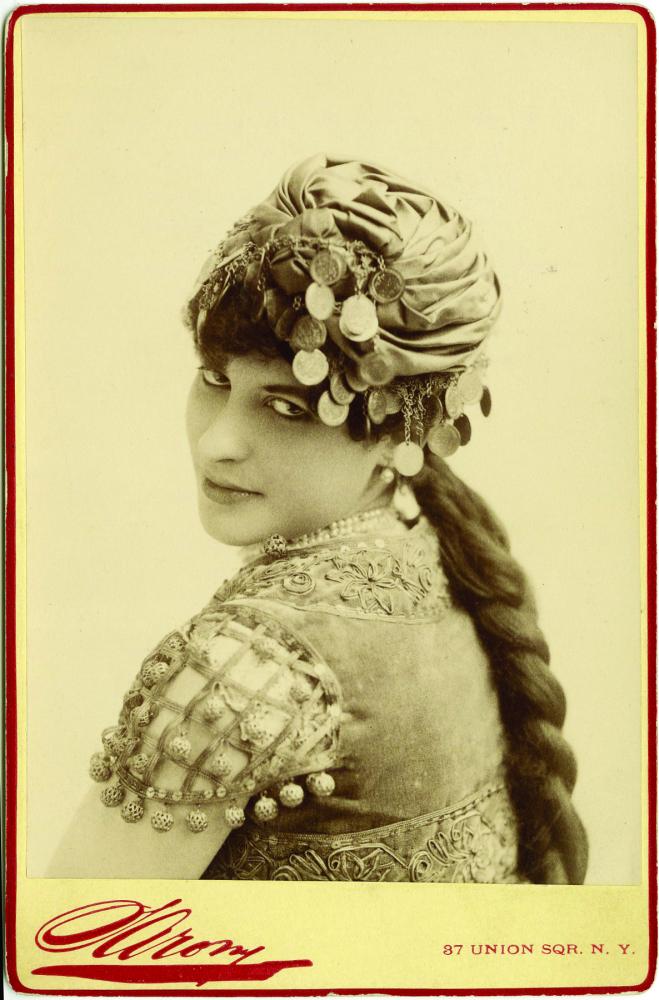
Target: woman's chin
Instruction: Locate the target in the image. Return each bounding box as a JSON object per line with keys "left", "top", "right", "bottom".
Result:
{"left": 197, "top": 500, "right": 273, "bottom": 548}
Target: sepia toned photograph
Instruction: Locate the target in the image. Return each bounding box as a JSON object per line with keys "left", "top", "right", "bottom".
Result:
{"left": 6, "top": 4, "right": 653, "bottom": 994}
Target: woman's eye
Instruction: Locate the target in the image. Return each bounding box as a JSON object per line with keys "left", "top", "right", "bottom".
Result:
{"left": 266, "top": 397, "right": 308, "bottom": 419}
{"left": 199, "top": 367, "right": 229, "bottom": 388}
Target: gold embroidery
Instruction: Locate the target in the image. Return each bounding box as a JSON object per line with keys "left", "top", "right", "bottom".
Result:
{"left": 203, "top": 785, "right": 520, "bottom": 883}
{"left": 212, "top": 519, "right": 450, "bottom": 623}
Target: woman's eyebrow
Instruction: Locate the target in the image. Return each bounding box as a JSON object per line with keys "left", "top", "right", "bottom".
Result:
{"left": 261, "top": 382, "right": 314, "bottom": 401}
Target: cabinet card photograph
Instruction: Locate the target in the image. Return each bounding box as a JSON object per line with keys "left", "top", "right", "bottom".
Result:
{"left": 5, "top": 3, "right": 655, "bottom": 994}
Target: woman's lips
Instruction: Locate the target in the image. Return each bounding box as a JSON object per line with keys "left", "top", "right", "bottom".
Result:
{"left": 201, "top": 477, "right": 262, "bottom": 506}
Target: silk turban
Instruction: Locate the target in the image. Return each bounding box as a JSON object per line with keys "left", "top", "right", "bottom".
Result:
{"left": 191, "top": 153, "right": 502, "bottom": 378}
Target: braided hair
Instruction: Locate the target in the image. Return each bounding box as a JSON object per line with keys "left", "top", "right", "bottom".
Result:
{"left": 413, "top": 461, "right": 588, "bottom": 883}
{"left": 190, "top": 286, "right": 589, "bottom": 884}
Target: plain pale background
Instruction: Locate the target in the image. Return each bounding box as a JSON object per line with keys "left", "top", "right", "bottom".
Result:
{"left": 19, "top": 13, "right": 642, "bottom": 883}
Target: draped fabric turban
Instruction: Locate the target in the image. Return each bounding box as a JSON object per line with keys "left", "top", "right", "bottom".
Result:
{"left": 190, "top": 153, "right": 501, "bottom": 380}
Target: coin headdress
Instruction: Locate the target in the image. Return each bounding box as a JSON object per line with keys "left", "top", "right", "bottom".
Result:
{"left": 184, "top": 154, "right": 501, "bottom": 476}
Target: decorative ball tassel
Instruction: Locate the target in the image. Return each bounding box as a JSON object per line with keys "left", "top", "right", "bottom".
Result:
{"left": 89, "top": 752, "right": 113, "bottom": 783}
{"left": 209, "top": 751, "right": 231, "bottom": 777}
{"left": 100, "top": 782, "right": 125, "bottom": 807}
{"left": 203, "top": 694, "right": 225, "bottom": 722}
{"left": 306, "top": 771, "right": 335, "bottom": 797}
{"left": 168, "top": 732, "right": 192, "bottom": 762}
{"left": 141, "top": 660, "right": 169, "bottom": 687}
{"left": 253, "top": 795, "right": 278, "bottom": 823}
{"left": 121, "top": 798, "right": 145, "bottom": 823}
{"left": 263, "top": 533, "right": 287, "bottom": 558}
{"left": 151, "top": 809, "right": 174, "bottom": 832}
{"left": 186, "top": 809, "right": 209, "bottom": 833}
{"left": 279, "top": 782, "right": 304, "bottom": 808}
{"left": 225, "top": 805, "right": 246, "bottom": 829}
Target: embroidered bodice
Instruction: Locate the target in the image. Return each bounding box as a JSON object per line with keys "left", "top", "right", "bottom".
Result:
{"left": 213, "top": 515, "right": 448, "bottom": 622}
{"left": 89, "top": 516, "right": 520, "bottom": 882}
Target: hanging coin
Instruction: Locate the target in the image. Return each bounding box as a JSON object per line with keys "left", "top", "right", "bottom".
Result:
{"left": 383, "top": 387, "right": 403, "bottom": 414}
{"left": 480, "top": 386, "right": 492, "bottom": 416}
{"left": 359, "top": 352, "right": 393, "bottom": 386}
{"left": 367, "top": 389, "right": 387, "bottom": 425}
{"left": 317, "top": 391, "right": 350, "bottom": 427}
{"left": 427, "top": 424, "right": 461, "bottom": 458}
{"left": 453, "top": 414, "right": 472, "bottom": 446}
{"left": 444, "top": 384, "right": 464, "bottom": 419}
{"left": 425, "top": 396, "right": 444, "bottom": 425}
{"left": 292, "top": 349, "right": 329, "bottom": 386}
{"left": 274, "top": 306, "right": 297, "bottom": 342}
{"left": 339, "top": 294, "right": 379, "bottom": 342}
{"left": 457, "top": 369, "right": 484, "bottom": 405}
{"left": 370, "top": 267, "right": 405, "bottom": 304}
{"left": 305, "top": 282, "right": 335, "bottom": 321}
{"left": 310, "top": 248, "right": 346, "bottom": 287}
{"left": 345, "top": 367, "right": 370, "bottom": 393}
{"left": 329, "top": 371, "right": 356, "bottom": 405}
{"left": 290, "top": 314, "right": 327, "bottom": 352}
{"left": 393, "top": 441, "right": 425, "bottom": 477}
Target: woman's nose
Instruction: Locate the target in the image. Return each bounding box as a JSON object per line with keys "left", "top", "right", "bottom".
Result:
{"left": 196, "top": 398, "right": 252, "bottom": 465}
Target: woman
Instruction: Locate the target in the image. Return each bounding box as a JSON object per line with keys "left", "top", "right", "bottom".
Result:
{"left": 50, "top": 154, "right": 587, "bottom": 883}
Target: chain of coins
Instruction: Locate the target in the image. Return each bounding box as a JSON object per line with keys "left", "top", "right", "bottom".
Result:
{"left": 310, "top": 248, "right": 346, "bottom": 286}
{"left": 339, "top": 294, "right": 379, "bottom": 342}
{"left": 457, "top": 369, "right": 484, "bottom": 405}
{"left": 305, "top": 282, "right": 335, "bottom": 321}
{"left": 444, "top": 384, "right": 464, "bottom": 419}
{"left": 292, "top": 349, "right": 329, "bottom": 386}
{"left": 329, "top": 372, "right": 356, "bottom": 405}
{"left": 393, "top": 441, "right": 425, "bottom": 477}
{"left": 367, "top": 389, "right": 388, "bottom": 425}
{"left": 194, "top": 237, "right": 491, "bottom": 463}
{"left": 370, "top": 267, "right": 405, "bottom": 304}
{"left": 427, "top": 423, "right": 461, "bottom": 458}
{"left": 290, "top": 314, "right": 326, "bottom": 352}
{"left": 317, "top": 391, "right": 350, "bottom": 427}
{"left": 358, "top": 352, "right": 393, "bottom": 386}
{"left": 389, "top": 370, "right": 489, "bottom": 474}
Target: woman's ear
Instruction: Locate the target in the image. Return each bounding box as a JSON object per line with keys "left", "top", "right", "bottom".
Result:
{"left": 374, "top": 435, "right": 395, "bottom": 469}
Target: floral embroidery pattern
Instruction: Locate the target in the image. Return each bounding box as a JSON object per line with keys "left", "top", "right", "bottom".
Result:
{"left": 203, "top": 786, "right": 520, "bottom": 883}
{"left": 210, "top": 520, "right": 450, "bottom": 622}
{"left": 282, "top": 572, "right": 315, "bottom": 596}
{"left": 325, "top": 549, "right": 432, "bottom": 616}
{"left": 271, "top": 843, "right": 408, "bottom": 881}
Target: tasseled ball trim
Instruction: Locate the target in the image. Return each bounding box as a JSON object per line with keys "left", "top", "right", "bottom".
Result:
{"left": 94, "top": 761, "right": 336, "bottom": 833}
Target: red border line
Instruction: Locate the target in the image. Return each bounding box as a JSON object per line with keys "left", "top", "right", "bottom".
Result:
{"left": 643, "top": 0, "right": 657, "bottom": 989}
{"left": 4, "top": 3, "right": 656, "bottom": 996}
{"left": 5, "top": 0, "right": 19, "bottom": 996}
{"left": 3, "top": 3, "right": 658, "bottom": 14}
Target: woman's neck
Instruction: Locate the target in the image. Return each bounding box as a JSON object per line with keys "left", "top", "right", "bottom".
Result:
{"left": 239, "top": 498, "right": 413, "bottom": 565}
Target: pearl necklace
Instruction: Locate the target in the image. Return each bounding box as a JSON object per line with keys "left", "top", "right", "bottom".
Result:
{"left": 286, "top": 505, "right": 401, "bottom": 551}
{"left": 240, "top": 505, "right": 404, "bottom": 564}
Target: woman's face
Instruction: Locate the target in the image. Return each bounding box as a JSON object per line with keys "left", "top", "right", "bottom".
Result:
{"left": 186, "top": 352, "right": 391, "bottom": 546}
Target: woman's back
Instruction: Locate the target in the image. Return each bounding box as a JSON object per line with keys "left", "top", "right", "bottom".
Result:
{"left": 198, "top": 516, "right": 519, "bottom": 881}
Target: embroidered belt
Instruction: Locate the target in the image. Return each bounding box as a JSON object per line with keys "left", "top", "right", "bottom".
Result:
{"left": 202, "top": 783, "right": 520, "bottom": 883}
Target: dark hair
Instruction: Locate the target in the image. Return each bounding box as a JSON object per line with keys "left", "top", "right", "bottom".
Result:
{"left": 189, "top": 288, "right": 589, "bottom": 884}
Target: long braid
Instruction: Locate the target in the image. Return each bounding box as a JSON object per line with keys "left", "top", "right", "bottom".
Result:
{"left": 413, "top": 459, "right": 588, "bottom": 884}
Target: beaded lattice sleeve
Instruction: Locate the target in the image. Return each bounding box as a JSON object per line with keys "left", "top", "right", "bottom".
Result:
{"left": 88, "top": 604, "right": 342, "bottom": 835}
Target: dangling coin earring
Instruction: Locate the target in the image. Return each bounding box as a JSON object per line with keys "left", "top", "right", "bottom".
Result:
{"left": 393, "top": 386, "right": 425, "bottom": 477}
